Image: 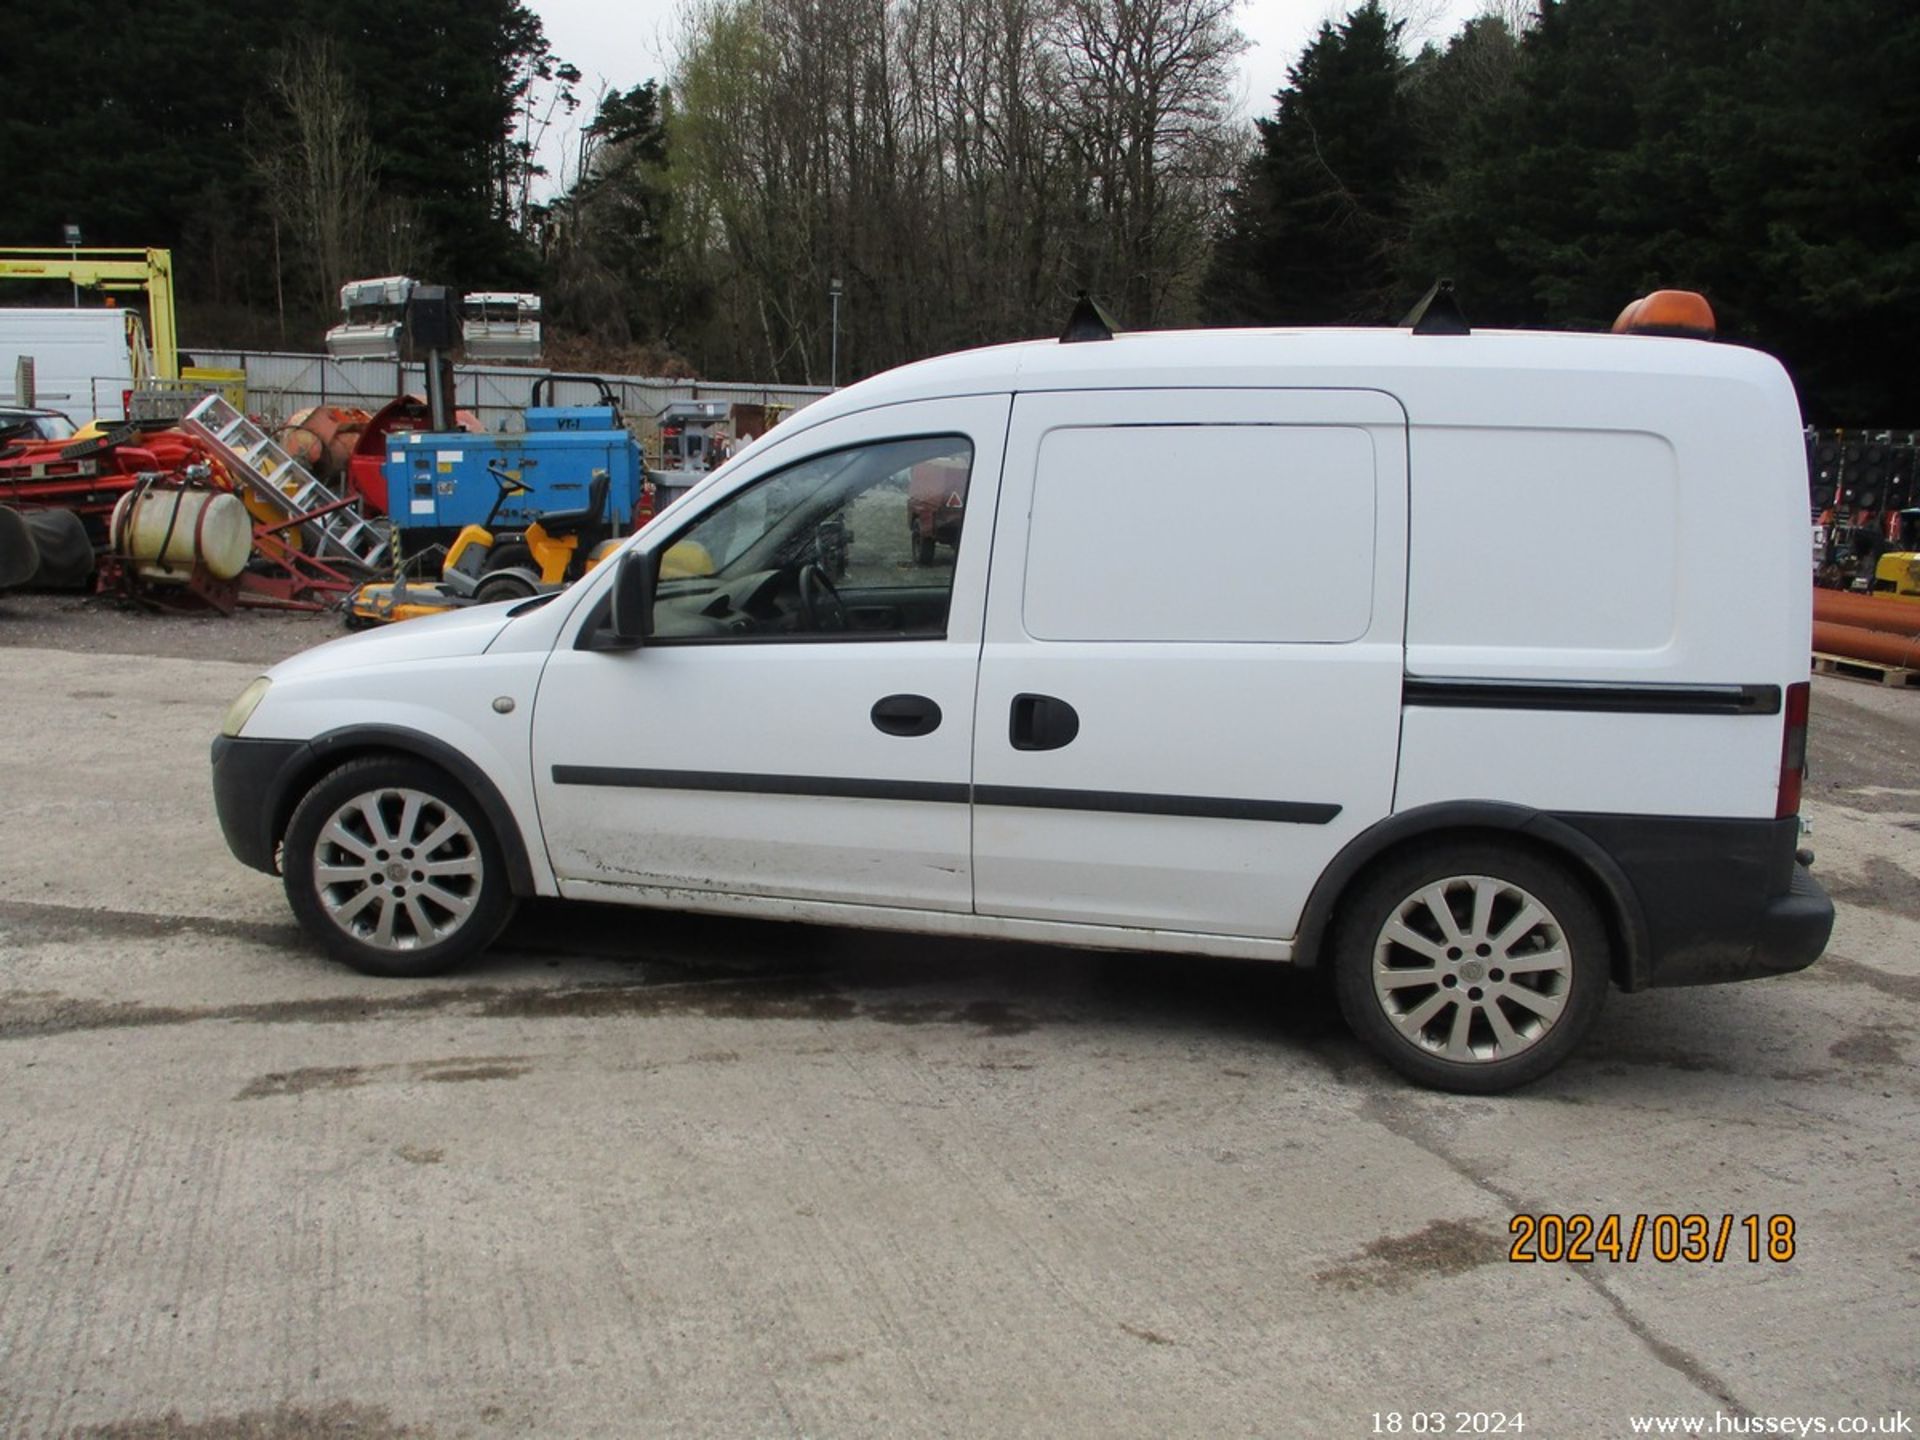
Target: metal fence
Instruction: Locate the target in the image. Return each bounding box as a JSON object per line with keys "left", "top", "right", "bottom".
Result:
{"left": 187, "top": 350, "right": 830, "bottom": 438}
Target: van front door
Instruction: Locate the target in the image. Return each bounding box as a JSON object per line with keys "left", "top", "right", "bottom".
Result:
{"left": 971, "top": 389, "right": 1408, "bottom": 941}
{"left": 530, "top": 396, "right": 1009, "bottom": 912}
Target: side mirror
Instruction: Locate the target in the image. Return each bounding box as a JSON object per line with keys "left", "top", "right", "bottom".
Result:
{"left": 606, "top": 548, "right": 652, "bottom": 650}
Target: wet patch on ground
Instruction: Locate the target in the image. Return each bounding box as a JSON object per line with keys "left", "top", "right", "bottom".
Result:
{"left": 66, "top": 1400, "right": 425, "bottom": 1438}
{"left": 1584, "top": 1044, "right": 1745, "bottom": 1077}
{"left": 1810, "top": 954, "right": 1920, "bottom": 1004}
{"left": 1821, "top": 855, "right": 1920, "bottom": 922}
{"left": 1828, "top": 1024, "right": 1911, "bottom": 1067}
{"left": 1313, "top": 1218, "right": 1503, "bottom": 1291}
{"left": 0, "top": 898, "right": 302, "bottom": 951}
{"left": 416, "top": 1061, "right": 531, "bottom": 1084}
{"left": 2, "top": 974, "right": 1049, "bottom": 1048}
{"left": 237, "top": 1056, "right": 533, "bottom": 1100}
{"left": 235, "top": 1064, "right": 371, "bottom": 1099}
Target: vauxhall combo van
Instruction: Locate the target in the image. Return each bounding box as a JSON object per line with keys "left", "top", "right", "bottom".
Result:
{"left": 212, "top": 300, "right": 1833, "bottom": 1091}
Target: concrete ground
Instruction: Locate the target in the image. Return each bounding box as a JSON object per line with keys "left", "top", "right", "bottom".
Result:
{"left": 0, "top": 599, "right": 1914, "bottom": 1439}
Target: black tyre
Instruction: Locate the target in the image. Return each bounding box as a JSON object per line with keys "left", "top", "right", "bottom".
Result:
{"left": 22, "top": 508, "right": 95, "bottom": 589}
{"left": 474, "top": 570, "right": 541, "bottom": 605}
{"left": 1331, "top": 842, "right": 1609, "bottom": 1093}
{"left": 0, "top": 506, "right": 37, "bottom": 590}
{"left": 487, "top": 542, "right": 534, "bottom": 573}
{"left": 282, "top": 757, "right": 516, "bottom": 978}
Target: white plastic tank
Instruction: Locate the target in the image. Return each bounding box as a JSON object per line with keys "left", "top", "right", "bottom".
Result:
{"left": 110, "top": 487, "right": 252, "bottom": 581}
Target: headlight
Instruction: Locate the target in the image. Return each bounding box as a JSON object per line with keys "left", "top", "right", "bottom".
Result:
{"left": 221, "top": 677, "right": 272, "bottom": 737}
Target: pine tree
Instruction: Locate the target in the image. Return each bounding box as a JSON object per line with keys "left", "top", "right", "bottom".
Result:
{"left": 1204, "top": 2, "right": 1421, "bottom": 326}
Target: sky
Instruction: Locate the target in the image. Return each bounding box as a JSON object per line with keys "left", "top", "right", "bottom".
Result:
{"left": 527, "top": 0, "right": 1489, "bottom": 194}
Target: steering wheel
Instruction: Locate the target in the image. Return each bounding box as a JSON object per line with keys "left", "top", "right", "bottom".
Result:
{"left": 486, "top": 459, "right": 529, "bottom": 496}
{"left": 797, "top": 562, "right": 849, "bottom": 632}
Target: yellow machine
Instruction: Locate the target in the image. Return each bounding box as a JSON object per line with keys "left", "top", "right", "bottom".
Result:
{"left": 1870, "top": 510, "right": 1920, "bottom": 601}
{"left": 0, "top": 247, "right": 180, "bottom": 379}
{"left": 349, "top": 463, "right": 617, "bottom": 625}
{"left": 1872, "top": 552, "right": 1920, "bottom": 600}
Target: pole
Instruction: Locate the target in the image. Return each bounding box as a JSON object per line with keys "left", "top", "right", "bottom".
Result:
{"left": 63, "top": 223, "right": 82, "bottom": 307}
{"left": 830, "top": 277, "right": 842, "bottom": 389}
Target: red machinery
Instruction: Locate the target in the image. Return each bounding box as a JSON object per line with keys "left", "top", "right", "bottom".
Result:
{"left": 0, "top": 424, "right": 371, "bottom": 612}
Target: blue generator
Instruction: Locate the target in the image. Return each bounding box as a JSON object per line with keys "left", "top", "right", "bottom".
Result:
{"left": 382, "top": 395, "right": 646, "bottom": 559}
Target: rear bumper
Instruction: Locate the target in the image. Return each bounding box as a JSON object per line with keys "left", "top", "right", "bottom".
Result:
{"left": 1556, "top": 813, "right": 1835, "bottom": 989}
{"left": 211, "top": 735, "right": 307, "bottom": 875}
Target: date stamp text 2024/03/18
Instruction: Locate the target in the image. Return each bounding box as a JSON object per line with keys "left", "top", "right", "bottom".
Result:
{"left": 1507, "top": 1213, "right": 1797, "bottom": 1264}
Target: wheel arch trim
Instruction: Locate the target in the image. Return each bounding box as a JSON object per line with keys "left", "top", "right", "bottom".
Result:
{"left": 1293, "top": 801, "right": 1651, "bottom": 989}
{"left": 271, "top": 725, "right": 539, "bottom": 897}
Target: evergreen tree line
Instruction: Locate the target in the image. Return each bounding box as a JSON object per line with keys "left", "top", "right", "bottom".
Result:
{"left": 0, "top": 0, "right": 574, "bottom": 346}
{"left": 1204, "top": 0, "right": 1919, "bottom": 421}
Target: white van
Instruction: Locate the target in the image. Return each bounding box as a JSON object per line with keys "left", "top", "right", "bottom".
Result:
{"left": 212, "top": 297, "right": 1832, "bottom": 1091}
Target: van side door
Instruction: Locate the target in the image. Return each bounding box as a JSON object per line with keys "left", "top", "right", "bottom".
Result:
{"left": 971, "top": 388, "right": 1408, "bottom": 941}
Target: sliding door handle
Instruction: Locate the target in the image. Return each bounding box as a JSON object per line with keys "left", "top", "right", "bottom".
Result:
{"left": 1010, "top": 693, "right": 1079, "bottom": 751}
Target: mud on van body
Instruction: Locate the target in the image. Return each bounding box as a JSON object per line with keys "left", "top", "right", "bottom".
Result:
{"left": 212, "top": 320, "right": 1832, "bottom": 1091}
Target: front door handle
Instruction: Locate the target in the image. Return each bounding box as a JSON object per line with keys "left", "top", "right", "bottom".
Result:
{"left": 871, "top": 693, "right": 942, "bottom": 737}
{"left": 1010, "top": 693, "right": 1079, "bottom": 751}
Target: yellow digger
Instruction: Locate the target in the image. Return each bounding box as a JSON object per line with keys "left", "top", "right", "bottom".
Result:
{"left": 349, "top": 460, "right": 618, "bottom": 625}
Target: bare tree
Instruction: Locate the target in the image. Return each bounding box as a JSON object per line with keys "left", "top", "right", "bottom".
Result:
{"left": 1052, "top": 0, "right": 1247, "bottom": 323}
{"left": 656, "top": 0, "right": 1243, "bottom": 380}
{"left": 251, "top": 40, "right": 378, "bottom": 315}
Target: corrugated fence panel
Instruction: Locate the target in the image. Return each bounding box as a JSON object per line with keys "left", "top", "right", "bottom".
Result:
{"left": 191, "top": 352, "right": 829, "bottom": 435}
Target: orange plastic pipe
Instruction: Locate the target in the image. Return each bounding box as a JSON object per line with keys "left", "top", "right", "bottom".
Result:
{"left": 1813, "top": 589, "right": 1920, "bottom": 637}
{"left": 1813, "top": 620, "right": 1920, "bottom": 669}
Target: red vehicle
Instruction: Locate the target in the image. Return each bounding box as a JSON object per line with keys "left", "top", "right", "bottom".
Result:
{"left": 907, "top": 458, "right": 967, "bottom": 564}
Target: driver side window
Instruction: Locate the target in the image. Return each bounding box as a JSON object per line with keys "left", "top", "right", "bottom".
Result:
{"left": 650, "top": 434, "right": 974, "bottom": 642}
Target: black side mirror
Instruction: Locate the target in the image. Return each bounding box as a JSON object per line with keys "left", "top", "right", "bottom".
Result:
{"left": 605, "top": 548, "right": 652, "bottom": 650}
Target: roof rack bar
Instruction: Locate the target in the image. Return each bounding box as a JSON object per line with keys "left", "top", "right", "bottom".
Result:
{"left": 1401, "top": 279, "right": 1470, "bottom": 336}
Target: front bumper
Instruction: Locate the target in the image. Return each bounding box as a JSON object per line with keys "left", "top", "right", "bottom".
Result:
{"left": 210, "top": 735, "right": 307, "bottom": 874}
{"left": 1557, "top": 814, "right": 1835, "bottom": 989}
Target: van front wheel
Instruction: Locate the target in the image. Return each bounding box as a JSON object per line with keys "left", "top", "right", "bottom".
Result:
{"left": 282, "top": 757, "right": 516, "bottom": 978}
{"left": 1331, "top": 844, "right": 1608, "bottom": 1093}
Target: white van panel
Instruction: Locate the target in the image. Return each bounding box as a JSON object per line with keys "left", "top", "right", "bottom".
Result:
{"left": 1408, "top": 428, "right": 1677, "bottom": 652}
{"left": 1395, "top": 707, "right": 1782, "bottom": 819}
{"left": 0, "top": 309, "right": 132, "bottom": 422}
{"left": 1023, "top": 424, "right": 1375, "bottom": 643}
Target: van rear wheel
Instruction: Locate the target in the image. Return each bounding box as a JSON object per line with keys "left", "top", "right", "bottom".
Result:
{"left": 282, "top": 757, "right": 515, "bottom": 978}
{"left": 1331, "top": 843, "right": 1608, "bottom": 1093}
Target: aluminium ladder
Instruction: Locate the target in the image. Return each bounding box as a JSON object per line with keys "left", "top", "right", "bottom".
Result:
{"left": 181, "top": 394, "right": 391, "bottom": 570}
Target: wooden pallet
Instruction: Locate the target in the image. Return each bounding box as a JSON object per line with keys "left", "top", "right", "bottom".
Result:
{"left": 1813, "top": 651, "right": 1920, "bottom": 688}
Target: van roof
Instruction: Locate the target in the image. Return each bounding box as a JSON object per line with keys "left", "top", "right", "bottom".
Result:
{"left": 790, "top": 325, "right": 1792, "bottom": 430}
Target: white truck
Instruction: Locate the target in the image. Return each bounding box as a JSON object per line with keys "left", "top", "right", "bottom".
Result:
{"left": 0, "top": 308, "right": 134, "bottom": 423}
{"left": 211, "top": 293, "right": 1832, "bottom": 1091}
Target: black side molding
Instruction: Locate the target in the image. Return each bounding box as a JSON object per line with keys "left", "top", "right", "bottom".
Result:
{"left": 1403, "top": 677, "right": 1782, "bottom": 716}
{"left": 975, "top": 786, "right": 1339, "bottom": 825}
{"left": 554, "top": 766, "right": 971, "bottom": 805}
{"left": 552, "top": 766, "right": 1340, "bottom": 824}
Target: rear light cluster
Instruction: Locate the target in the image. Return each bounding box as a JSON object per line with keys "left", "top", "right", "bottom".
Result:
{"left": 1776, "top": 681, "right": 1810, "bottom": 819}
